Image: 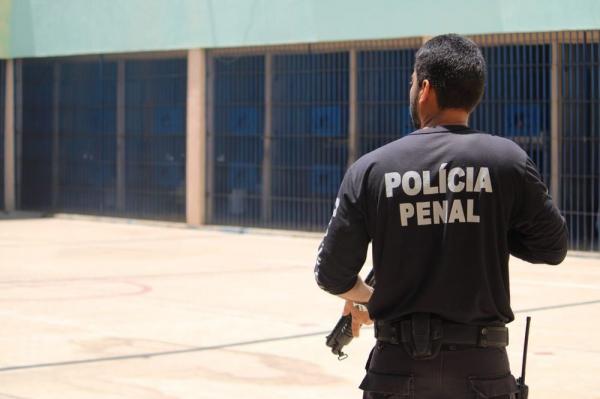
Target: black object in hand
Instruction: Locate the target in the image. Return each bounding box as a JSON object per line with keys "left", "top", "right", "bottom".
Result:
{"left": 325, "top": 271, "right": 375, "bottom": 360}
{"left": 326, "top": 314, "right": 354, "bottom": 360}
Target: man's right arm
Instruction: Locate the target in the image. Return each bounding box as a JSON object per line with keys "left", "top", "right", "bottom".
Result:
{"left": 508, "top": 156, "right": 568, "bottom": 265}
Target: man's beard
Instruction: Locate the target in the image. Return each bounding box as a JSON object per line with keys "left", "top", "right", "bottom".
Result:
{"left": 409, "top": 92, "right": 421, "bottom": 129}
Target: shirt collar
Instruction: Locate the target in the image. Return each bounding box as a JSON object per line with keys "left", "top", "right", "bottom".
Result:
{"left": 409, "top": 125, "right": 475, "bottom": 136}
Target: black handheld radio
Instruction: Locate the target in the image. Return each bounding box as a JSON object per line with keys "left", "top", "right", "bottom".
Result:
{"left": 516, "top": 316, "right": 531, "bottom": 399}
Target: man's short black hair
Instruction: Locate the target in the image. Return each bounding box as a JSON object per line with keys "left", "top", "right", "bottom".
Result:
{"left": 415, "top": 34, "right": 486, "bottom": 112}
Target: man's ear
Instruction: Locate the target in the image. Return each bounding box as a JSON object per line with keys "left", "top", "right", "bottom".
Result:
{"left": 419, "top": 79, "right": 431, "bottom": 105}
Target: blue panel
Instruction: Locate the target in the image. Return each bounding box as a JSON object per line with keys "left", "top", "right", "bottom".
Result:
{"left": 228, "top": 162, "right": 260, "bottom": 193}
{"left": 312, "top": 106, "right": 341, "bottom": 137}
{"left": 20, "top": 56, "right": 185, "bottom": 222}
{"left": 229, "top": 106, "right": 259, "bottom": 135}
{"left": 504, "top": 104, "right": 540, "bottom": 136}
{"left": 0, "top": 61, "right": 4, "bottom": 210}
{"left": 153, "top": 106, "right": 185, "bottom": 134}
{"left": 124, "top": 58, "right": 187, "bottom": 221}
{"left": 471, "top": 43, "right": 551, "bottom": 186}
{"left": 357, "top": 49, "right": 416, "bottom": 155}
{"left": 310, "top": 164, "right": 342, "bottom": 195}
{"left": 20, "top": 61, "right": 55, "bottom": 211}
{"left": 271, "top": 52, "right": 349, "bottom": 230}
{"left": 559, "top": 40, "right": 600, "bottom": 251}
{"left": 57, "top": 59, "right": 117, "bottom": 214}
{"left": 212, "top": 55, "right": 264, "bottom": 226}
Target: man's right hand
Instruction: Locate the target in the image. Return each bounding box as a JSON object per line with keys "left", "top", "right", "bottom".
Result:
{"left": 342, "top": 300, "right": 373, "bottom": 337}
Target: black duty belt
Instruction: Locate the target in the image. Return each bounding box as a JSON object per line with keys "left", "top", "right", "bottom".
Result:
{"left": 374, "top": 314, "right": 508, "bottom": 359}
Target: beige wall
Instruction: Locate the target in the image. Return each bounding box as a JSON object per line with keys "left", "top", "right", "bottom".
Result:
{"left": 186, "top": 49, "right": 206, "bottom": 226}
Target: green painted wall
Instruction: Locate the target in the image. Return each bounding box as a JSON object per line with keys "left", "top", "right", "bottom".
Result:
{"left": 4, "top": 0, "right": 600, "bottom": 58}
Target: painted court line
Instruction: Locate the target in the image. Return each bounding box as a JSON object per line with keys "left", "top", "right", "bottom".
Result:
{"left": 0, "top": 331, "right": 330, "bottom": 373}
{"left": 0, "top": 393, "right": 32, "bottom": 399}
{"left": 514, "top": 298, "right": 600, "bottom": 313}
{"left": 514, "top": 279, "right": 600, "bottom": 290}
{"left": 0, "top": 298, "right": 598, "bottom": 374}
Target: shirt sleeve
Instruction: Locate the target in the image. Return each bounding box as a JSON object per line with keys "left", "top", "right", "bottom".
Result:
{"left": 314, "top": 163, "right": 371, "bottom": 295}
{"left": 508, "top": 156, "right": 568, "bottom": 265}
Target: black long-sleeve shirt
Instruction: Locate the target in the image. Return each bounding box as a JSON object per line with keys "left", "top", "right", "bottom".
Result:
{"left": 315, "top": 125, "right": 568, "bottom": 325}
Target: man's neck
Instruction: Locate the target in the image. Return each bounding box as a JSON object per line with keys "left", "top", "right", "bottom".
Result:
{"left": 421, "top": 108, "right": 469, "bottom": 128}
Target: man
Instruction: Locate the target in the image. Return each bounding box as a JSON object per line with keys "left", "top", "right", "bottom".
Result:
{"left": 314, "top": 34, "right": 568, "bottom": 399}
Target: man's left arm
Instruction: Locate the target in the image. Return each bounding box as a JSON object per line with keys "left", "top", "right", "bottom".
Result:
{"left": 314, "top": 163, "right": 372, "bottom": 302}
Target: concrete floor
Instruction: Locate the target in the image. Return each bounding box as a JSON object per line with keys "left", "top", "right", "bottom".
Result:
{"left": 0, "top": 217, "right": 598, "bottom": 399}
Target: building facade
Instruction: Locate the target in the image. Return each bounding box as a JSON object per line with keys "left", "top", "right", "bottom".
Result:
{"left": 1, "top": 1, "right": 599, "bottom": 251}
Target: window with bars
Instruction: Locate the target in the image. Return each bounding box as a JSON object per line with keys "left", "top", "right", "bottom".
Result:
{"left": 270, "top": 52, "right": 349, "bottom": 230}
{"left": 560, "top": 38, "right": 600, "bottom": 251}
{"left": 19, "top": 56, "right": 186, "bottom": 221}
{"left": 358, "top": 49, "right": 416, "bottom": 156}
{"left": 208, "top": 35, "right": 600, "bottom": 251}
{"left": 20, "top": 61, "right": 55, "bottom": 211}
{"left": 124, "top": 58, "right": 187, "bottom": 221}
{"left": 471, "top": 42, "right": 552, "bottom": 185}
{"left": 58, "top": 60, "right": 117, "bottom": 214}
{"left": 12, "top": 33, "right": 600, "bottom": 251}
{"left": 0, "top": 61, "right": 5, "bottom": 210}
{"left": 211, "top": 56, "right": 265, "bottom": 227}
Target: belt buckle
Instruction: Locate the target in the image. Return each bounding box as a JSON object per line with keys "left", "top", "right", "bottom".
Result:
{"left": 478, "top": 327, "right": 489, "bottom": 347}
{"left": 478, "top": 326, "right": 508, "bottom": 348}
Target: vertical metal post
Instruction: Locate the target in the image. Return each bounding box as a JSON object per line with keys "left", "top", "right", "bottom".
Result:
{"left": 551, "top": 39, "right": 562, "bottom": 207}
{"left": 3, "top": 60, "right": 14, "bottom": 211}
{"left": 347, "top": 49, "right": 358, "bottom": 167}
{"left": 186, "top": 49, "right": 206, "bottom": 226}
{"left": 116, "top": 60, "right": 126, "bottom": 212}
{"left": 51, "top": 63, "right": 61, "bottom": 208}
{"left": 205, "top": 55, "right": 215, "bottom": 224}
{"left": 262, "top": 54, "right": 273, "bottom": 223}
{"left": 14, "top": 60, "right": 22, "bottom": 208}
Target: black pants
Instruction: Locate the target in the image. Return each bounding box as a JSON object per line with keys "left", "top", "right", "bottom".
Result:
{"left": 360, "top": 341, "right": 519, "bottom": 399}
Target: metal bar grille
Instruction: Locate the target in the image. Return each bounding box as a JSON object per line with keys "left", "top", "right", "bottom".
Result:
{"left": 211, "top": 55, "right": 265, "bottom": 227}
{"left": 471, "top": 35, "right": 552, "bottom": 186}
{"left": 270, "top": 52, "right": 349, "bottom": 230}
{"left": 560, "top": 31, "right": 600, "bottom": 251}
{"left": 20, "top": 61, "right": 54, "bottom": 211}
{"left": 210, "top": 53, "right": 350, "bottom": 231}
{"left": 0, "top": 61, "right": 5, "bottom": 210}
{"left": 12, "top": 32, "right": 600, "bottom": 251}
{"left": 357, "top": 49, "right": 417, "bottom": 156}
{"left": 207, "top": 32, "right": 600, "bottom": 251}
{"left": 57, "top": 60, "right": 117, "bottom": 214}
{"left": 124, "top": 58, "right": 187, "bottom": 221}
{"left": 19, "top": 56, "right": 186, "bottom": 221}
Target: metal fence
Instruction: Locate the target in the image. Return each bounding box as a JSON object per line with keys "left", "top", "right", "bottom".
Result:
{"left": 57, "top": 60, "right": 117, "bottom": 214}
{"left": 358, "top": 49, "right": 416, "bottom": 155}
{"left": 17, "top": 55, "right": 186, "bottom": 221}
{"left": 209, "top": 52, "right": 350, "bottom": 230}
{"left": 208, "top": 32, "right": 600, "bottom": 251}
{"left": 9, "top": 31, "right": 600, "bottom": 250}
{"left": 470, "top": 39, "right": 552, "bottom": 184}
{"left": 124, "top": 59, "right": 187, "bottom": 220}
{"left": 0, "top": 61, "right": 4, "bottom": 210}
{"left": 20, "top": 60, "right": 54, "bottom": 211}
{"left": 560, "top": 32, "right": 600, "bottom": 251}
{"left": 210, "top": 55, "right": 265, "bottom": 227}
{"left": 270, "top": 52, "right": 349, "bottom": 230}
